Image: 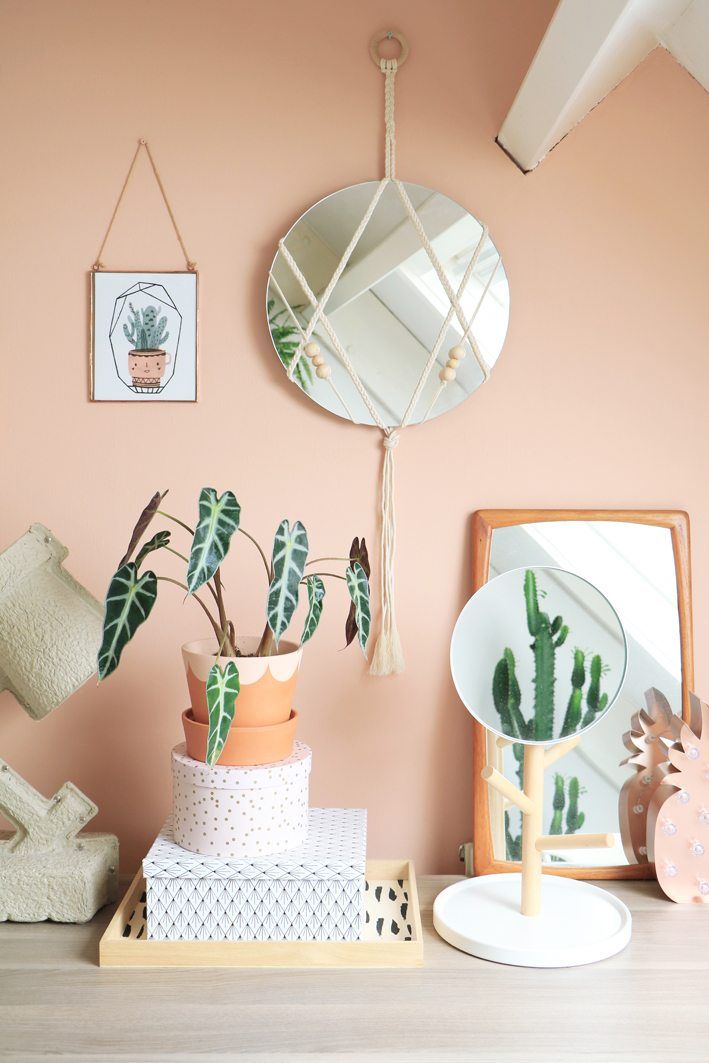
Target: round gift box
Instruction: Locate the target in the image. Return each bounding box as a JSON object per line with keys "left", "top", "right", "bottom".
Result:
{"left": 171, "top": 740, "right": 311, "bottom": 858}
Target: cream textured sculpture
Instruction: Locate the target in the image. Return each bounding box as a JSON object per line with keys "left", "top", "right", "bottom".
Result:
{"left": 0, "top": 523, "right": 103, "bottom": 719}
{"left": 0, "top": 759, "right": 118, "bottom": 922}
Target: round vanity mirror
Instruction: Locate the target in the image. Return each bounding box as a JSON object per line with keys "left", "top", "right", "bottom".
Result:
{"left": 267, "top": 180, "right": 510, "bottom": 428}
{"left": 450, "top": 566, "right": 628, "bottom": 746}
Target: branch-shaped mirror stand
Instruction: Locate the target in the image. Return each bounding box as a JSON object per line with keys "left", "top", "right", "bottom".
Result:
{"left": 433, "top": 566, "right": 633, "bottom": 967}
{"left": 484, "top": 736, "right": 614, "bottom": 917}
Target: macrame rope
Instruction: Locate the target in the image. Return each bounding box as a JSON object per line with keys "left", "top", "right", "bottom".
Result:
{"left": 283, "top": 179, "right": 388, "bottom": 382}
{"left": 420, "top": 253, "right": 501, "bottom": 422}
{"left": 394, "top": 180, "right": 490, "bottom": 380}
{"left": 273, "top": 46, "right": 500, "bottom": 675}
{"left": 369, "top": 427, "right": 404, "bottom": 675}
{"left": 277, "top": 241, "right": 389, "bottom": 431}
{"left": 92, "top": 139, "right": 196, "bottom": 272}
{"left": 268, "top": 271, "right": 357, "bottom": 422}
{"left": 401, "top": 224, "right": 488, "bottom": 428}
{"left": 381, "top": 58, "right": 398, "bottom": 178}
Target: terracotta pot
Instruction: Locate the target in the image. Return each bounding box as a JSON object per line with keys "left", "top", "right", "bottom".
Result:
{"left": 128, "top": 348, "right": 171, "bottom": 388}
{"left": 182, "top": 636, "right": 302, "bottom": 727}
{"left": 182, "top": 708, "right": 298, "bottom": 766}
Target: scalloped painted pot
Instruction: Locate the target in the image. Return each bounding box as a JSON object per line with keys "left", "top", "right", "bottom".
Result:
{"left": 182, "top": 637, "right": 302, "bottom": 728}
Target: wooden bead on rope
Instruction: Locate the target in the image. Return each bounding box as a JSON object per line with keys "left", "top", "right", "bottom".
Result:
{"left": 439, "top": 365, "right": 456, "bottom": 383}
{"left": 304, "top": 342, "right": 320, "bottom": 359}
{"left": 448, "top": 344, "right": 466, "bottom": 363}
{"left": 312, "top": 355, "right": 324, "bottom": 367}
{"left": 316, "top": 364, "right": 332, "bottom": 380}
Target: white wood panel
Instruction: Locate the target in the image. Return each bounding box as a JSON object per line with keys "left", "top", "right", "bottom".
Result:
{"left": 498, "top": 0, "right": 694, "bottom": 171}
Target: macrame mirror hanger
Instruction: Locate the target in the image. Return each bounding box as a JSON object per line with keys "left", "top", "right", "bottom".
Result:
{"left": 272, "top": 32, "right": 501, "bottom": 676}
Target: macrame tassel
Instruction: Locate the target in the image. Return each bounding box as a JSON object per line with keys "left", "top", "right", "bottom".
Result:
{"left": 369, "top": 430, "right": 405, "bottom": 676}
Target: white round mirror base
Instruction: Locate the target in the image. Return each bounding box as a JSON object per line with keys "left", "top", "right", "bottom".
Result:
{"left": 433, "top": 874, "right": 632, "bottom": 968}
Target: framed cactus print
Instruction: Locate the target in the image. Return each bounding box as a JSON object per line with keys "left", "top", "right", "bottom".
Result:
{"left": 90, "top": 271, "right": 198, "bottom": 402}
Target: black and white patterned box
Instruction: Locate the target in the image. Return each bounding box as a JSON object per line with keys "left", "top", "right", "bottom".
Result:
{"left": 144, "top": 808, "right": 367, "bottom": 941}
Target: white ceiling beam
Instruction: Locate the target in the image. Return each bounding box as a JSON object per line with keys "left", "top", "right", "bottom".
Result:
{"left": 498, "top": 0, "right": 694, "bottom": 172}
{"left": 661, "top": 0, "right": 709, "bottom": 92}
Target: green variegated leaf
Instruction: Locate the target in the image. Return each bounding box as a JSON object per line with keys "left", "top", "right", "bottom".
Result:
{"left": 118, "top": 490, "right": 168, "bottom": 567}
{"left": 206, "top": 661, "right": 240, "bottom": 766}
{"left": 267, "top": 520, "right": 309, "bottom": 644}
{"left": 135, "top": 530, "right": 171, "bottom": 569}
{"left": 97, "top": 563, "right": 158, "bottom": 680}
{"left": 345, "top": 536, "right": 370, "bottom": 647}
{"left": 346, "top": 562, "right": 371, "bottom": 655}
{"left": 301, "top": 575, "right": 326, "bottom": 645}
{"left": 187, "top": 488, "right": 240, "bottom": 593}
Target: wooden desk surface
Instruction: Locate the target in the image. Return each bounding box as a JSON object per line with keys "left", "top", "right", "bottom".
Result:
{"left": 1, "top": 875, "right": 708, "bottom": 1062}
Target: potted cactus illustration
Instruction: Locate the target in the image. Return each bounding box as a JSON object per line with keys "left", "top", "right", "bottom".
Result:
{"left": 493, "top": 569, "right": 611, "bottom": 859}
{"left": 123, "top": 303, "right": 171, "bottom": 391}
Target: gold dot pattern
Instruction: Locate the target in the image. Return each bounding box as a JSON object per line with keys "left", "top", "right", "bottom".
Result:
{"left": 171, "top": 742, "right": 311, "bottom": 858}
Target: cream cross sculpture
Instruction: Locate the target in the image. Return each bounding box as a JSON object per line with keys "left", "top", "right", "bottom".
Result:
{"left": 0, "top": 759, "right": 118, "bottom": 922}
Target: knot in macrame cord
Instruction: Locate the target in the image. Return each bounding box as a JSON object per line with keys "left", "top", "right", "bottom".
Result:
{"left": 383, "top": 430, "right": 400, "bottom": 450}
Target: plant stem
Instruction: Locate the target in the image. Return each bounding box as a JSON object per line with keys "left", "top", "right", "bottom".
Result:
{"left": 157, "top": 576, "right": 224, "bottom": 645}
{"left": 303, "top": 572, "right": 347, "bottom": 581}
{"left": 164, "top": 545, "right": 189, "bottom": 564}
{"left": 306, "top": 556, "right": 351, "bottom": 566}
{"left": 164, "top": 546, "right": 222, "bottom": 612}
{"left": 158, "top": 510, "right": 195, "bottom": 536}
{"left": 256, "top": 621, "right": 277, "bottom": 657}
{"left": 213, "top": 569, "right": 236, "bottom": 655}
{"left": 238, "top": 528, "right": 272, "bottom": 579}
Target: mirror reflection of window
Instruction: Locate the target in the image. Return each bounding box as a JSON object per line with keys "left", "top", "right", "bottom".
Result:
{"left": 268, "top": 181, "right": 510, "bottom": 427}
{"left": 488, "top": 521, "right": 681, "bottom": 868}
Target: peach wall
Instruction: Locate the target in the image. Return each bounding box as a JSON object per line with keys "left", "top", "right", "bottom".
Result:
{"left": 2, "top": 0, "right": 708, "bottom": 874}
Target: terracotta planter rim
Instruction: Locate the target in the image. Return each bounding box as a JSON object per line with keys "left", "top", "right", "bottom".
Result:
{"left": 181, "top": 635, "right": 302, "bottom": 659}
{"left": 182, "top": 708, "right": 298, "bottom": 766}
{"left": 182, "top": 707, "right": 298, "bottom": 734}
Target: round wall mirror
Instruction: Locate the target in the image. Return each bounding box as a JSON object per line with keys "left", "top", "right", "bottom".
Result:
{"left": 267, "top": 180, "right": 510, "bottom": 428}
{"left": 450, "top": 566, "right": 628, "bottom": 746}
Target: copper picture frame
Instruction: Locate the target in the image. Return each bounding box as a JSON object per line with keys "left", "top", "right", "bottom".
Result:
{"left": 471, "top": 509, "right": 693, "bottom": 881}
{"left": 89, "top": 270, "right": 199, "bottom": 402}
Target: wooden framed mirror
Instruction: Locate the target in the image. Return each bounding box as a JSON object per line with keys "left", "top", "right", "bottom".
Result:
{"left": 471, "top": 509, "right": 693, "bottom": 880}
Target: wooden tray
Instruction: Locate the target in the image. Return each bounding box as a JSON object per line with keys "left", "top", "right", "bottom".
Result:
{"left": 99, "top": 859, "right": 423, "bottom": 968}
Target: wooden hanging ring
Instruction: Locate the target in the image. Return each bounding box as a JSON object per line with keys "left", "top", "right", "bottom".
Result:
{"left": 369, "top": 30, "right": 409, "bottom": 68}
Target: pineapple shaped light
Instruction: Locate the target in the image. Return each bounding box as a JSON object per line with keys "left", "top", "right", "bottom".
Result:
{"left": 650, "top": 697, "right": 709, "bottom": 902}
{"left": 619, "top": 688, "right": 683, "bottom": 864}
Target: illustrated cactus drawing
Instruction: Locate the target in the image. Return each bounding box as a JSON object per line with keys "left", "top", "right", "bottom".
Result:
{"left": 492, "top": 569, "right": 611, "bottom": 859}
{"left": 651, "top": 697, "right": 709, "bottom": 903}
{"left": 123, "top": 303, "right": 169, "bottom": 350}
{"left": 618, "top": 687, "right": 683, "bottom": 864}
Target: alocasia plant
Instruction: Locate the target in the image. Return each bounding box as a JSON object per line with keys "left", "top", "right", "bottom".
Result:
{"left": 97, "top": 488, "right": 372, "bottom": 692}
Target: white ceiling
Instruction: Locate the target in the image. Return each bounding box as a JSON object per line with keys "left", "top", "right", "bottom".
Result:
{"left": 498, "top": 0, "right": 709, "bottom": 172}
